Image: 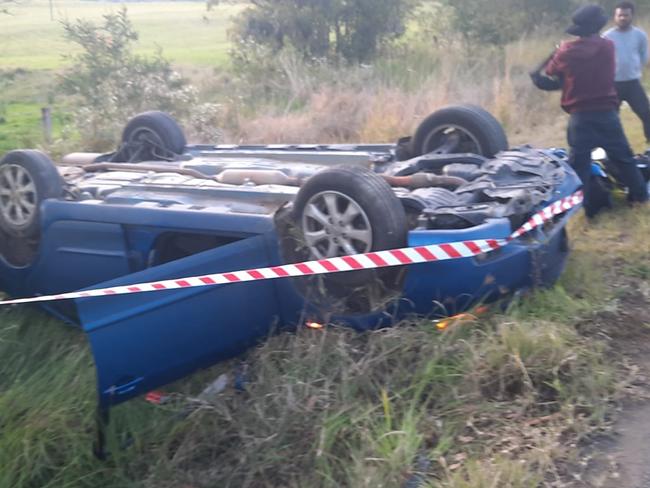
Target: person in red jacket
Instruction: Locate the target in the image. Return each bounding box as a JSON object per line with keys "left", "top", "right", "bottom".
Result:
{"left": 545, "top": 4, "right": 647, "bottom": 217}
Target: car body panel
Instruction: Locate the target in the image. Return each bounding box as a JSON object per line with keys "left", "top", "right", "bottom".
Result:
{"left": 76, "top": 234, "right": 290, "bottom": 406}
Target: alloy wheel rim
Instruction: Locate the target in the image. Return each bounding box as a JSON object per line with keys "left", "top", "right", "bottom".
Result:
{"left": 301, "top": 191, "right": 373, "bottom": 259}
{"left": 0, "top": 164, "right": 37, "bottom": 228}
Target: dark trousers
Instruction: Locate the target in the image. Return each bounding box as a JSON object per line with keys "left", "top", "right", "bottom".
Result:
{"left": 568, "top": 110, "right": 648, "bottom": 217}
{"left": 615, "top": 79, "right": 650, "bottom": 141}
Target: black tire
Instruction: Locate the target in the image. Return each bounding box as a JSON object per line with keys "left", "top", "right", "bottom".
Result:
{"left": 279, "top": 166, "right": 408, "bottom": 313}
{"left": 115, "top": 111, "right": 186, "bottom": 162}
{"left": 587, "top": 173, "right": 613, "bottom": 218}
{"left": 411, "top": 104, "right": 508, "bottom": 158}
{"left": 395, "top": 136, "right": 414, "bottom": 161}
{"left": 0, "top": 150, "right": 63, "bottom": 266}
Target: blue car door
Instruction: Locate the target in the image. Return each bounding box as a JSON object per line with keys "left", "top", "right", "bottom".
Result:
{"left": 75, "top": 233, "right": 286, "bottom": 408}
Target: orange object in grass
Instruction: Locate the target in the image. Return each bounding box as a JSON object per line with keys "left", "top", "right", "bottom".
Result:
{"left": 306, "top": 321, "right": 325, "bottom": 330}
{"left": 435, "top": 306, "right": 490, "bottom": 331}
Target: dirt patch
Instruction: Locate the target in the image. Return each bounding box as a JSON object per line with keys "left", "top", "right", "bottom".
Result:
{"left": 575, "top": 275, "right": 650, "bottom": 487}
{"left": 602, "top": 403, "right": 650, "bottom": 487}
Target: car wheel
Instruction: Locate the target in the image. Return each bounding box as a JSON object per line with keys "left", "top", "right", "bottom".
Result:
{"left": 280, "top": 166, "right": 408, "bottom": 313}
{"left": 411, "top": 104, "right": 508, "bottom": 158}
{"left": 0, "top": 150, "right": 63, "bottom": 266}
{"left": 0, "top": 150, "right": 63, "bottom": 238}
{"left": 115, "top": 111, "right": 187, "bottom": 162}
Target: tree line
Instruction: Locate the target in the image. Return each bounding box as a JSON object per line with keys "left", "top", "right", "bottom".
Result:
{"left": 231, "top": 0, "right": 650, "bottom": 63}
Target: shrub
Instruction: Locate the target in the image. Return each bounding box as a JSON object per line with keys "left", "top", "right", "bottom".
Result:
{"left": 58, "top": 9, "right": 214, "bottom": 150}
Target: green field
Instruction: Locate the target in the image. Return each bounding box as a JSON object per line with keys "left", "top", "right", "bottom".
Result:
{"left": 0, "top": 0, "right": 241, "bottom": 69}
{"left": 0, "top": 0, "right": 241, "bottom": 153}
{"left": 0, "top": 102, "right": 52, "bottom": 151}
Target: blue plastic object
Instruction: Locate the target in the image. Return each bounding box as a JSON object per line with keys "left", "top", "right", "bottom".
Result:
{"left": 591, "top": 162, "right": 608, "bottom": 177}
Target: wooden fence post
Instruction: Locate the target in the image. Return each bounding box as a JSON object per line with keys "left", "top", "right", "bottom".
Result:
{"left": 41, "top": 107, "right": 52, "bottom": 144}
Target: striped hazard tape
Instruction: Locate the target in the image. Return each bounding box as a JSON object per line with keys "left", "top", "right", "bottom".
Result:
{"left": 0, "top": 191, "right": 583, "bottom": 306}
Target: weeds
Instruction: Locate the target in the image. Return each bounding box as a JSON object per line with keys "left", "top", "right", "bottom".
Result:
{"left": 130, "top": 301, "right": 617, "bottom": 487}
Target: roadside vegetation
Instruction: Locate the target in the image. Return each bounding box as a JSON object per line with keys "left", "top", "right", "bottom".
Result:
{"left": 2, "top": 207, "right": 648, "bottom": 487}
{"left": 1, "top": 0, "right": 650, "bottom": 486}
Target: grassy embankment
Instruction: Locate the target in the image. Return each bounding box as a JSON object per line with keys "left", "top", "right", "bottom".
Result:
{"left": 1, "top": 2, "right": 650, "bottom": 487}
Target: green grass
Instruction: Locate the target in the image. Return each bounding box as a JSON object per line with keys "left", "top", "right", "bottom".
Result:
{"left": 0, "top": 0, "right": 241, "bottom": 70}
{"left": 0, "top": 101, "right": 70, "bottom": 153}
{"left": 0, "top": 309, "right": 184, "bottom": 487}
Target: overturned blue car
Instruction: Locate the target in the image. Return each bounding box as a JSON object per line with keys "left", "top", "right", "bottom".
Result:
{"left": 0, "top": 105, "right": 582, "bottom": 409}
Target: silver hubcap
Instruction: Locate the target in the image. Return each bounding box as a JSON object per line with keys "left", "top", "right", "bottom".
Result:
{"left": 302, "top": 191, "right": 373, "bottom": 259}
{"left": 0, "top": 164, "right": 37, "bottom": 227}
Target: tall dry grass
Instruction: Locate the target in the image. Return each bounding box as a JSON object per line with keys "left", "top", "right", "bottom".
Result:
{"left": 206, "top": 24, "right": 650, "bottom": 154}
{"left": 212, "top": 34, "right": 573, "bottom": 150}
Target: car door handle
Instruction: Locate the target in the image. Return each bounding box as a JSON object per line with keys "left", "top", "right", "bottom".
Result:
{"left": 103, "top": 376, "right": 144, "bottom": 396}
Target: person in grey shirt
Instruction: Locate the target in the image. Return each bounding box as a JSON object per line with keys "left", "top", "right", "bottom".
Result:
{"left": 604, "top": 1, "right": 650, "bottom": 142}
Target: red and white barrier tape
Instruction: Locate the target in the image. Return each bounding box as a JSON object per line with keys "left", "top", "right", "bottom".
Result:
{"left": 0, "top": 191, "right": 583, "bottom": 306}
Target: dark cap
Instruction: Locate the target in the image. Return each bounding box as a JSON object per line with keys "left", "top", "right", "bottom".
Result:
{"left": 566, "top": 4, "right": 608, "bottom": 36}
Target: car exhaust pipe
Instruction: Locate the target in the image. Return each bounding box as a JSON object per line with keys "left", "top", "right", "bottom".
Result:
{"left": 82, "top": 163, "right": 213, "bottom": 180}
{"left": 215, "top": 169, "right": 301, "bottom": 186}
{"left": 382, "top": 173, "right": 467, "bottom": 189}
{"left": 81, "top": 163, "right": 464, "bottom": 190}
{"left": 61, "top": 152, "right": 105, "bottom": 165}
{"left": 82, "top": 163, "right": 303, "bottom": 186}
